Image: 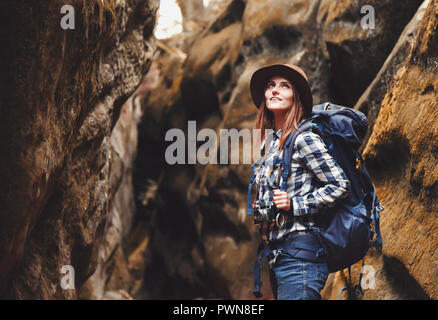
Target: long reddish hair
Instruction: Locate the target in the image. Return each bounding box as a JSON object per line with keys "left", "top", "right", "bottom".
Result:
{"left": 255, "top": 83, "right": 308, "bottom": 151}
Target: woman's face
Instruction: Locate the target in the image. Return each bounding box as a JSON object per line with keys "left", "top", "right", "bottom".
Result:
{"left": 264, "top": 76, "right": 294, "bottom": 113}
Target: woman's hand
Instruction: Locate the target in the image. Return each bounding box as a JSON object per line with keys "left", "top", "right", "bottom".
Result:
{"left": 273, "top": 189, "right": 291, "bottom": 211}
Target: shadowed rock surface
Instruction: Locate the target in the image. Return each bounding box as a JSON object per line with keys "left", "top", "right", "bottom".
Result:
{"left": 0, "top": 0, "right": 436, "bottom": 300}
{"left": 322, "top": 0, "right": 437, "bottom": 300}
{"left": 0, "top": 0, "right": 158, "bottom": 299}
{"left": 133, "top": 0, "right": 436, "bottom": 300}
{"left": 355, "top": 0, "right": 431, "bottom": 152}
{"left": 321, "top": 0, "right": 424, "bottom": 106}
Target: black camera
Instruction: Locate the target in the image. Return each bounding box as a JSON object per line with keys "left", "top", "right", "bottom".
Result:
{"left": 253, "top": 200, "right": 276, "bottom": 224}
{"left": 253, "top": 200, "right": 286, "bottom": 228}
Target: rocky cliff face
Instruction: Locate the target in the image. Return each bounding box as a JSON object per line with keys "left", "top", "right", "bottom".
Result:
{"left": 1, "top": 0, "right": 436, "bottom": 300}
{"left": 0, "top": 0, "right": 158, "bottom": 299}
{"left": 134, "top": 0, "right": 436, "bottom": 300}
{"left": 321, "top": 0, "right": 437, "bottom": 300}
{"left": 354, "top": 0, "right": 437, "bottom": 299}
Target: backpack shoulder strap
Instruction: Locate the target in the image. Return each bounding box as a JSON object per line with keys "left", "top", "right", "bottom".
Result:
{"left": 279, "top": 120, "right": 314, "bottom": 192}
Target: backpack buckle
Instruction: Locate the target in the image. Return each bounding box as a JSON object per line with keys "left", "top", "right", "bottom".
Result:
{"left": 355, "top": 157, "right": 362, "bottom": 170}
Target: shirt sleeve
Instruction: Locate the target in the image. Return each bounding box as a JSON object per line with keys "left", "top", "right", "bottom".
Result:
{"left": 291, "top": 131, "right": 351, "bottom": 216}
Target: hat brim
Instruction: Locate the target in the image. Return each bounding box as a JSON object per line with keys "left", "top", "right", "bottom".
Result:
{"left": 250, "top": 64, "right": 313, "bottom": 114}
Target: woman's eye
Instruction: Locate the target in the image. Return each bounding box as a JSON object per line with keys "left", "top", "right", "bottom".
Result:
{"left": 267, "top": 83, "right": 290, "bottom": 89}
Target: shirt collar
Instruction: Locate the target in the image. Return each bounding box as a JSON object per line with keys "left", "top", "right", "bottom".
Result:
{"left": 273, "top": 128, "right": 282, "bottom": 140}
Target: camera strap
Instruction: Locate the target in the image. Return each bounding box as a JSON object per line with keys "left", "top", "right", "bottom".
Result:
{"left": 248, "top": 156, "right": 265, "bottom": 215}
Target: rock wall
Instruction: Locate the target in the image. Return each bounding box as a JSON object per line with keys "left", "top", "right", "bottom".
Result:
{"left": 355, "top": 0, "right": 431, "bottom": 152}
{"left": 321, "top": 0, "right": 424, "bottom": 106}
{"left": 321, "top": 0, "right": 437, "bottom": 300}
{"left": 134, "top": 0, "right": 436, "bottom": 300}
{"left": 0, "top": 0, "right": 158, "bottom": 299}
{"left": 359, "top": 0, "right": 437, "bottom": 299}
{"left": 1, "top": 0, "right": 435, "bottom": 300}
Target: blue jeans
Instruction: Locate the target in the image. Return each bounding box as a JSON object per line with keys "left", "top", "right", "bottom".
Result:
{"left": 269, "top": 251, "right": 329, "bottom": 300}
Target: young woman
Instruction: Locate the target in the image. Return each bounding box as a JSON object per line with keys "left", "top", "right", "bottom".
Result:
{"left": 250, "top": 64, "right": 351, "bottom": 300}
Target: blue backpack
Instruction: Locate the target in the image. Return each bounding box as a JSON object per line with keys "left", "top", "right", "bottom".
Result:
{"left": 248, "top": 102, "right": 384, "bottom": 296}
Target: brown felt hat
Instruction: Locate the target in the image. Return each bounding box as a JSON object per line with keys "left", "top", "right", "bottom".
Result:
{"left": 250, "top": 64, "right": 313, "bottom": 115}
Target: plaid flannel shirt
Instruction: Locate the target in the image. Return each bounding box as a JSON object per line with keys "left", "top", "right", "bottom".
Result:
{"left": 254, "top": 128, "right": 351, "bottom": 242}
